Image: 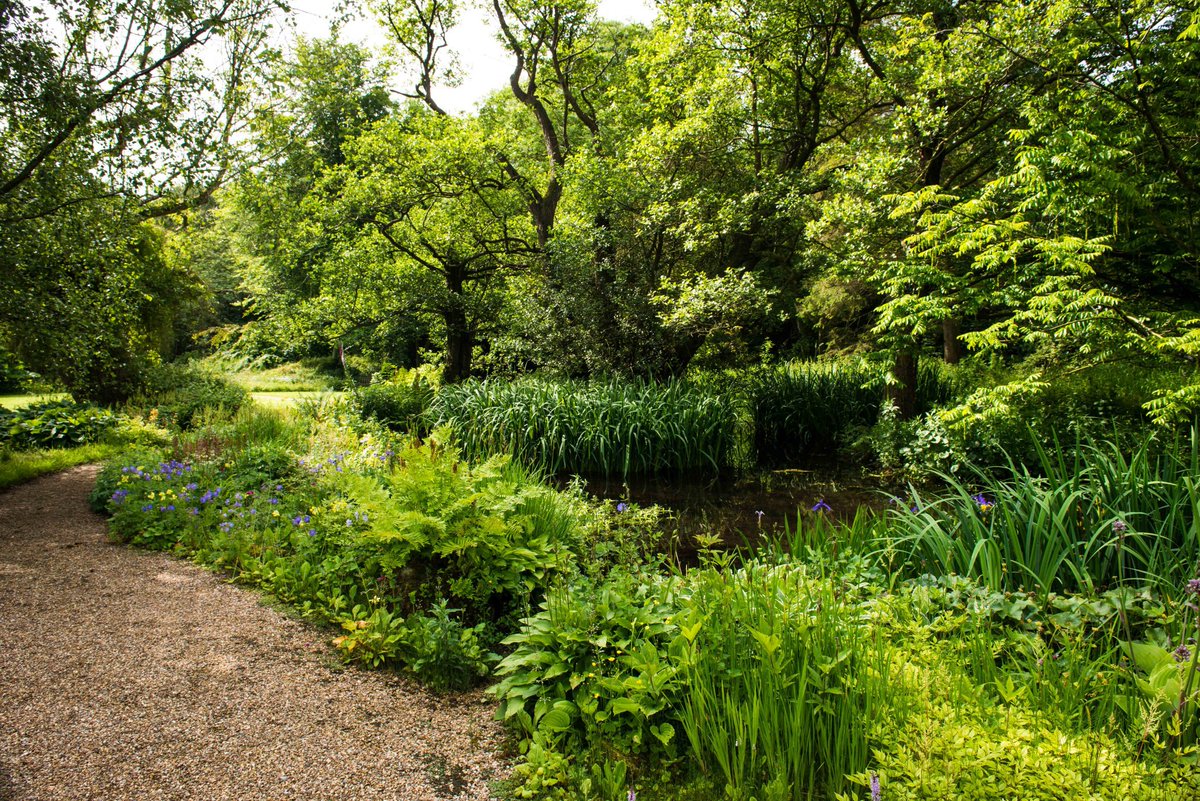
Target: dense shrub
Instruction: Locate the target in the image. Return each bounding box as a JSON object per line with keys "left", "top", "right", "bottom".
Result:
{"left": 352, "top": 375, "right": 435, "bottom": 433}
{"left": 130, "top": 363, "right": 248, "bottom": 429}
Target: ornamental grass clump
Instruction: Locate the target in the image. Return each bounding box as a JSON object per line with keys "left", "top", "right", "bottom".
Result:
{"left": 746, "top": 360, "right": 884, "bottom": 464}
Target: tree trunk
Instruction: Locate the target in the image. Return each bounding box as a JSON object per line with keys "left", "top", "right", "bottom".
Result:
{"left": 886, "top": 351, "right": 918, "bottom": 419}
{"left": 942, "top": 318, "right": 962, "bottom": 364}
{"left": 442, "top": 270, "right": 472, "bottom": 384}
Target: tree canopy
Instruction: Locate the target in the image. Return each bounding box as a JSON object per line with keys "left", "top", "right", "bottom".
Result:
{"left": 4, "top": 0, "right": 1199, "bottom": 419}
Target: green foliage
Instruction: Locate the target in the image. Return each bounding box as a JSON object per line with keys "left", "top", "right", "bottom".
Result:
{"left": 333, "top": 605, "right": 408, "bottom": 669}
{"left": 675, "top": 560, "right": 874, "bottom": 800}
{"left": 402, "top": 600, "right": 495, "bottom": 691}
{"left": 878, "top": 364, "right": 1189, "bottom": 475}
{"left": 431, "top": 377, "right": 739, "bottom": 478}
{"left": 131, "top": 363, "right": 249, "bottom": 429}
{"left": 0, "top": 350, "right": 38, "bottom": 393}
{"left": 848, "top": 650, "right": 1199, "bottom": 801}
{"left": 1124, "top": 638, "right": 1200, "bottom": 748}
{"left": 745, "top": 360, "right": 885, "bottom": 462}
{"left": 881, "top": 428, "right": 1200, "bottom": 597}
{"left": 353, "top": 373, "right": 436, "bottom": 433}
{"left": 0, "top": 400, "right": 118, "bottom": 450}
{"left": 492, "top": 571, "right": 682, "bottom": 763}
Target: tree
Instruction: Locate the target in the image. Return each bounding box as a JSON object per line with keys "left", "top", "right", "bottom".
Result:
{"left": 892, "top": 0, "right": 1200, "bottom": 422}
{"left": 0, "top": 0, "right": 282, "bottom": 399}
{"left": 328, "top": 110, "right": 537, "bottom": 382}
{"left": 221, "top": 35, "right": 397, "bottom": 362}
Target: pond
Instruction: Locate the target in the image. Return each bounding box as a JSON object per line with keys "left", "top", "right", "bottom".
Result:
{"left": 563, "top": 459, "right": 905, "bottom": 549}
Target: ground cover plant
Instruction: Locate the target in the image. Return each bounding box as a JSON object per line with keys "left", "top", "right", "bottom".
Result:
{"left": 0, "top": 399, "right": 118, "bottom": 450}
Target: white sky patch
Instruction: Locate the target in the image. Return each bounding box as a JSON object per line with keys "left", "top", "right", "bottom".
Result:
{"left": 285, "top": 0, "right": 657, "bottom": 115}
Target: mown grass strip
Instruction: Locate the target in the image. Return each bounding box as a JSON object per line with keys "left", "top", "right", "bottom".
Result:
{"left": 0, "top": 443, "right": 122, "bottom": 490}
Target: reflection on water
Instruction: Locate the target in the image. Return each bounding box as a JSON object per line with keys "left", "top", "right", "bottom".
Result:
{"left": 555, "top": 460, "right": 903, "bottom": 549}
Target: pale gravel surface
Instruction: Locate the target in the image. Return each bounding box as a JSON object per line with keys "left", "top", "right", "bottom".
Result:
{"left": 0, "top": 465, "right": 509, "bottom": 801}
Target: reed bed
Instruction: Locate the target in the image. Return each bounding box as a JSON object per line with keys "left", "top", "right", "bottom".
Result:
{"left": 429, "top": 377, "right": 739, "bottom": 478}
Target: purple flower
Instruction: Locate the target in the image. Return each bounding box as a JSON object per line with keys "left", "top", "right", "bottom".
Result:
{"left": 268, "top": 498, "right": 279, "bottom": 505}
{"left": 292, "top": 516, "right": 304, "bottom": 526}
{"left": 1113, "top": 519, "right": 1129, "bottom": 535}
{"left": 628, "top": 790, "right": 636, "bottom": 801}
{"left": 1174, "top": 644, "right": 1192, "bottom": 663}
{"left": 755, "top": 510, "right": 764, "bottom": 524}
{"left": 141, "top": 504, "right": 153, "bottom": 512}
{"left": 616, "top": 502, "right": 629, "bottom": 513}
{"left": 811, "top": 499, "right": 832, "bottom": 513}
{"left": 870, "top": 772, "right": 881, "bottom": 801}
{"left": 1187, "top": 578, "right": 1200, "bottom": 595}
{"left": 307, "top": 529, "right": 317, "bottom": 537}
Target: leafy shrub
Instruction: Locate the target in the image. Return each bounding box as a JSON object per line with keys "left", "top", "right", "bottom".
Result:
{"left": 0, "top": 400, "right": 118, "bottom": 450}
{"left": 353, "top": 374, "right": 435, "bottom": 433}
{"left": 337, "top": 435, "right": 578, "bottom": 623}
{"left": 0, "top": 349, "right": 38, "bottom": 393}
{"left": 854, "top": 648, "right": 1199, "bottom": 801}
{"left": 492, "top": 570, "right": 683, "bottom": 761}
{"left": 879, "top": 363, "right": 1185, "bottom": 476}
{"left": 132, "top": 363, "right": 248, "bottom": 429}
{"left": 333, "top": 606, "right": 408, "bottom": 668}
{"left": 319, "top": 589, "right": 496, "bottom": 691}
{"left": 402, "top": 601, "right": 494, "bottom": 691}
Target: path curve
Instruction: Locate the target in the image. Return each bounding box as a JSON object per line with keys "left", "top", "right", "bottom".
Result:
{"left": 0, "top": 466, "right": 507, "bottom": 801}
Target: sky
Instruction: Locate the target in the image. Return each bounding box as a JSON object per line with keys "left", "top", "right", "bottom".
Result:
{"left": 286, "top": 0, "right": 658, "bottom": 114}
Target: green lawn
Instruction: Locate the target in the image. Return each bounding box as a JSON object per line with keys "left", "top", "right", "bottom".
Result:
{"left": 251, "top": 391, "right": 345, "bottom": 407}
{"left": 0, "top": 443, "right": 122, "bottom": 489}
{"left": 0, "top": 393, "right": 68, "bottom": 409}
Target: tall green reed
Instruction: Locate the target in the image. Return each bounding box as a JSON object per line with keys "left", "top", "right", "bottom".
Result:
{"left": 881, "top": 428, "right": 1200, "bottom": 597}
{"left": 746, "top": 361, "right": 883, "bottom": 464}
{"left": 674, "top": 558, "right": 877, "bottom": 800}
{"left": 429, "top": 377, "right": 739, "bottom": 478}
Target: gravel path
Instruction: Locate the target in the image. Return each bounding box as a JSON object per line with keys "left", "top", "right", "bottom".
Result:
{"left": 0, "top": 466, "right": 508, "bottom": 801}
